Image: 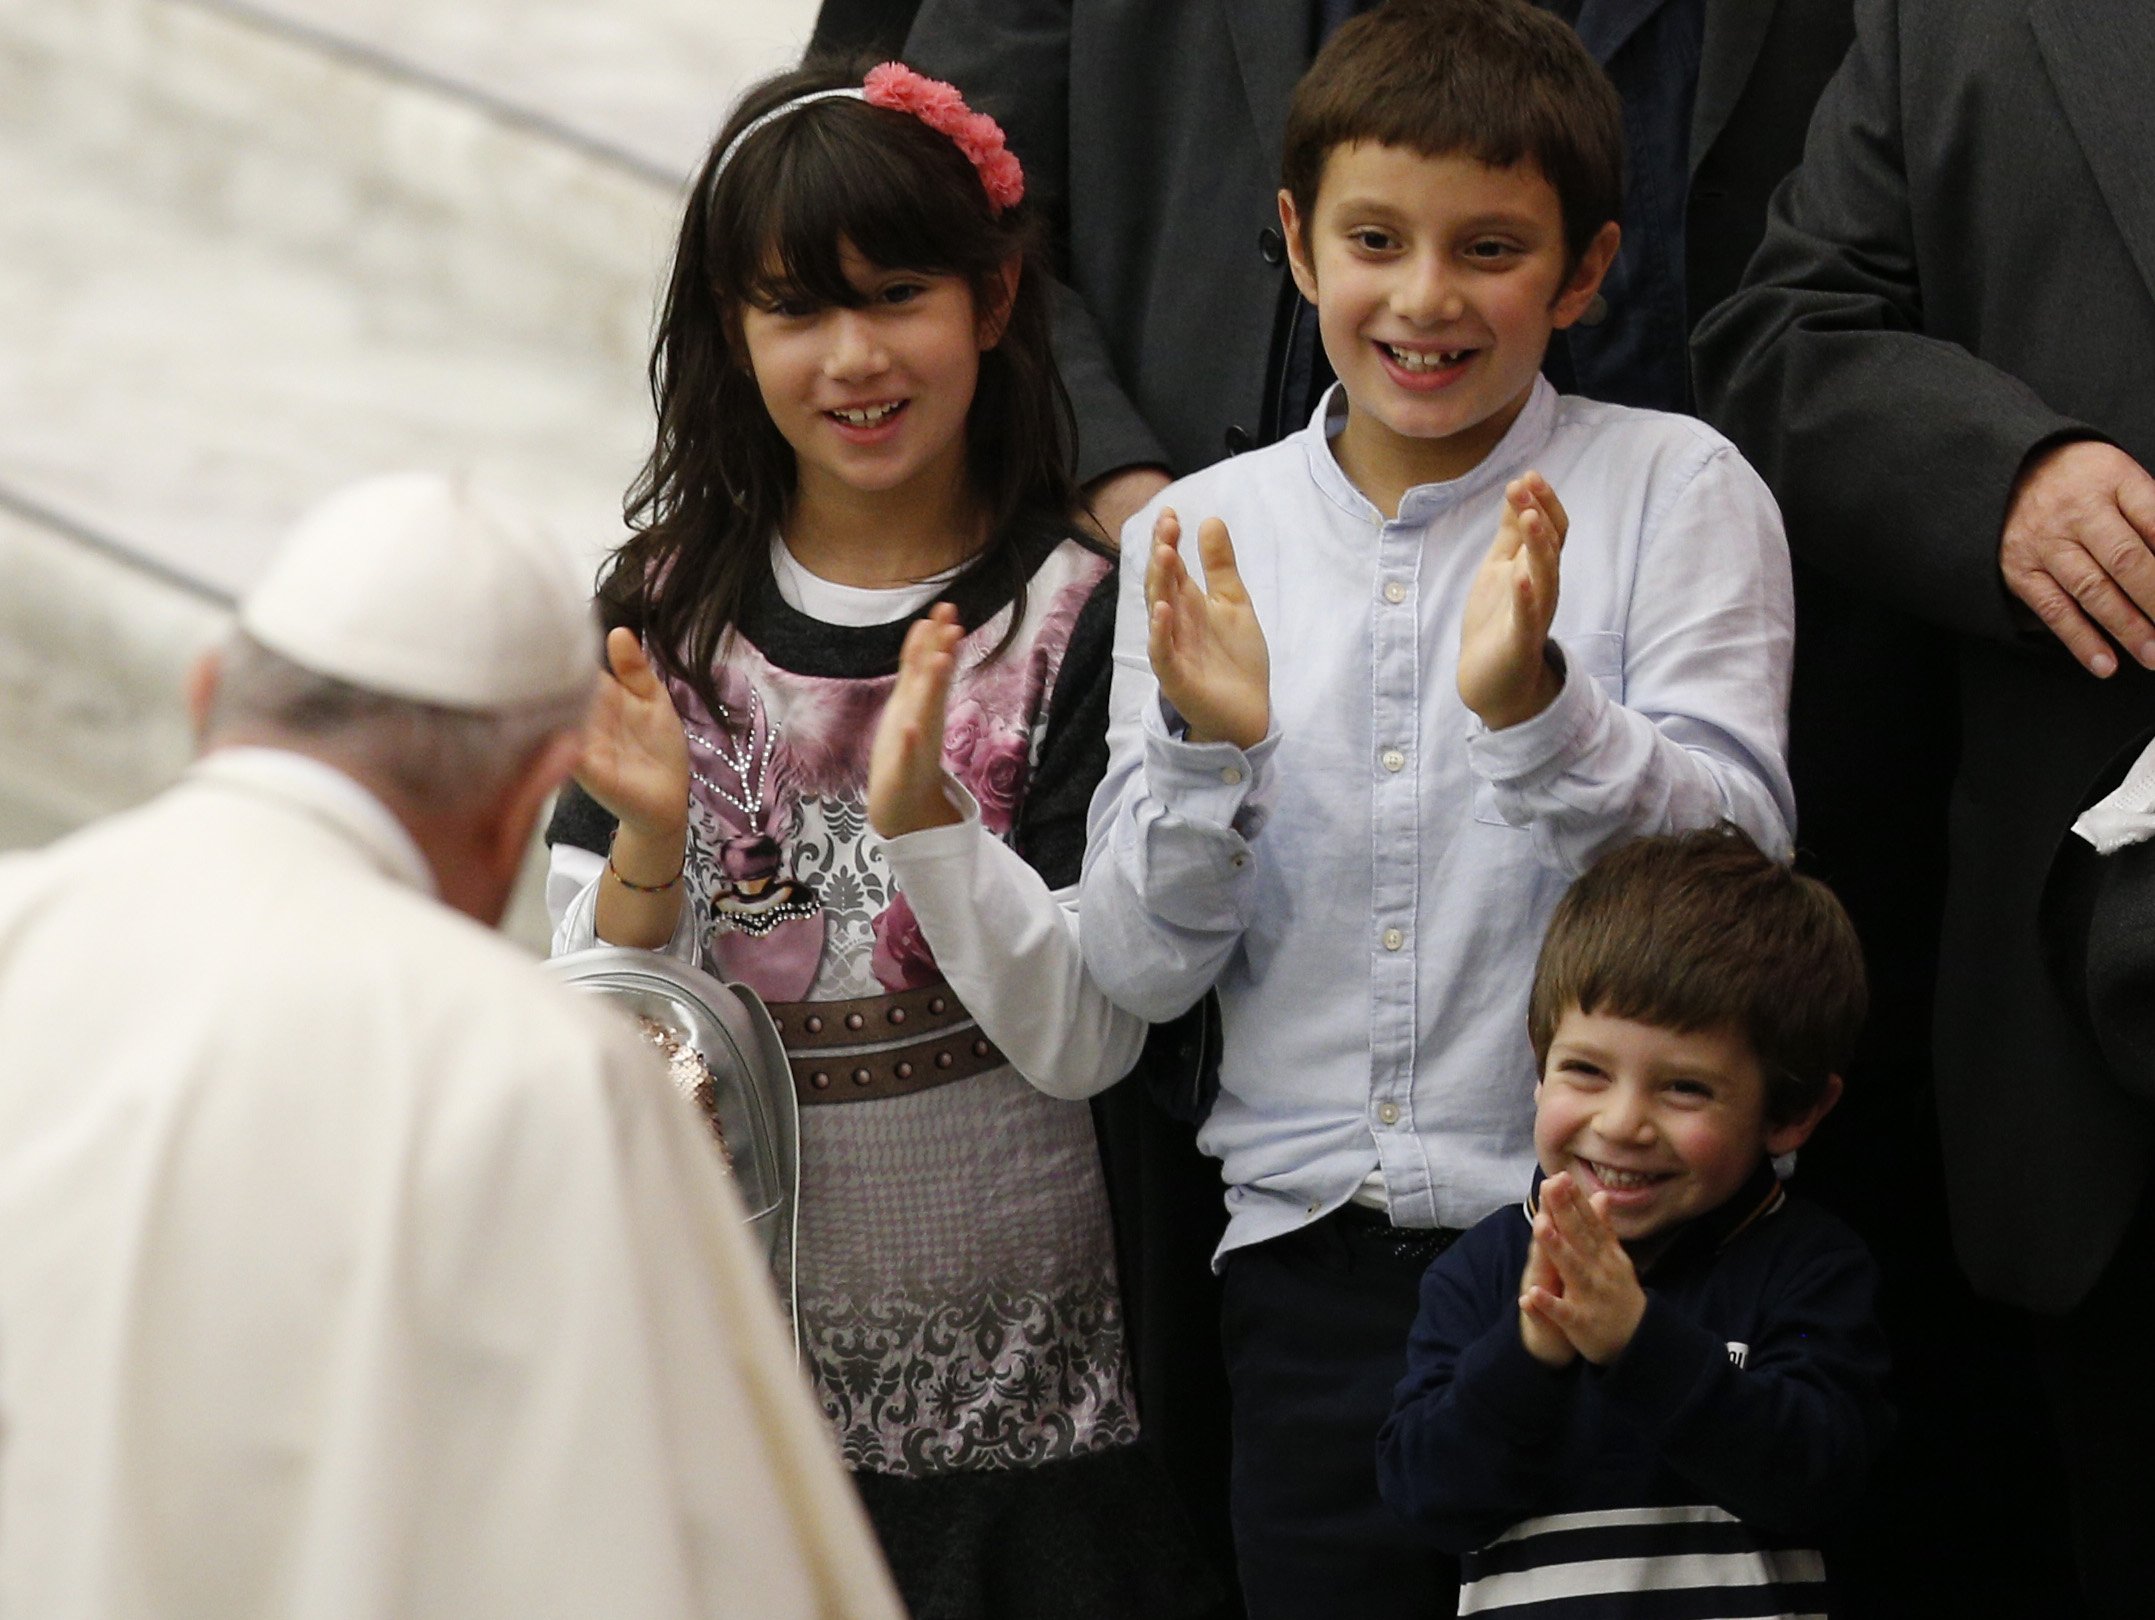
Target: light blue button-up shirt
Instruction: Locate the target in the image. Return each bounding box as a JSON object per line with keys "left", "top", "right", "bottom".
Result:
{"left": 1079, "top": 381, "right": 1795, "bottom": 1261}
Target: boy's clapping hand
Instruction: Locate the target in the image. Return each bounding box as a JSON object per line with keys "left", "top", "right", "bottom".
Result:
{"left": 1518, "top": 1170, "right": 1647, "bottom": 1366}
{"left": 1459, "top": 472, "right": 1567, "bottom": 731}
{"left": 1146, "top": 508, "right": 1271, "bottom": 751}
{"left": 1517, "top": 1225, "right": 1577, "bottom": 1368}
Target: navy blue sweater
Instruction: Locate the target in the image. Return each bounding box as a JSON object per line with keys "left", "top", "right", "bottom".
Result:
{"left": 1378, "top": 1164, "right": 1891, "bottom": 1614}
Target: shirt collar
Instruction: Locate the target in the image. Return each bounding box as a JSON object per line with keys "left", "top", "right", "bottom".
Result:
{"left": 1302, "top": 375, "right": 1561, "bottom": 524}
{"left": 188, "top": 747, "right": 438, "bottom": 898}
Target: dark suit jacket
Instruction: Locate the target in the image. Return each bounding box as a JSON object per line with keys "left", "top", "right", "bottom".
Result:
{"left": 1694, "top": 0, "right": 2155, "bottom": 1313}
{"left": 905, "top": 0, "right": 1852, "bottom": 483}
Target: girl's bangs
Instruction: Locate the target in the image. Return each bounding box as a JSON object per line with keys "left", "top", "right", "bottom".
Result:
{"left": 713, "top": 110, "right": 989, "bottom": 311}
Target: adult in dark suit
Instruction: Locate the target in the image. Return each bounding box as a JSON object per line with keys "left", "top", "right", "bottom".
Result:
{"left": 1694, "top": 3, "right": 2155, "bottom": 1611}
{"left": 899, "top": 4, "right": 1856, "bottom": 1616}
{"left": 905, "top": 0, "right": 1854, "bottom": 540}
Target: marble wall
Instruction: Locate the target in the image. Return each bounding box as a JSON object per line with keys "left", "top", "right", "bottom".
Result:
{"left": 0, "top": 0, "right": 817, "bottom": 948}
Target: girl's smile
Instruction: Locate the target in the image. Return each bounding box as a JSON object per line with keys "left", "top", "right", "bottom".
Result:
{"left": 741, "top": 242, "right": 1002, "bottom": 519}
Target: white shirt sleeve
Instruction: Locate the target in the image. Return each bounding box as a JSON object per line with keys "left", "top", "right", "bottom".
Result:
{"left": 1465, "top": 441, "right": 1798, "bottom": 874}
{"left": 545, "top": 840, "right": 702, "bottom": 962}
{"left": 878, "top": 782, "right": 1149, "bottom": 1100}
{"left": 1075, "top": 507, "right": 1279, "bottom": 1023}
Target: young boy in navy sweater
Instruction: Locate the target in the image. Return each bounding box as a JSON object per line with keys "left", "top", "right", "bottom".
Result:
{"left": 1379, "top": 828, "right": 1891, "bottom": 1616}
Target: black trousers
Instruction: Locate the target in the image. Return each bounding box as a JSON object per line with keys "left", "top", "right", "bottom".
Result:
{"left": 2038, "top": 1183, "right": 2155, "bottom": 1620}
{"left": 1219, "top": 1208, "right": 1461, "bottom": 1620}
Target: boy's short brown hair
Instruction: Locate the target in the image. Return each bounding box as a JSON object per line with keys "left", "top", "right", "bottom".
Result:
{"left": 1527, "top": 828, "right": 1868, "bottom": 1124}
{"left": 1282, "top": 0, "right": 1624, "bottom": 266}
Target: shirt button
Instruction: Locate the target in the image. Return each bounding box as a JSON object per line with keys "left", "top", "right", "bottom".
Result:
{"left": 1382, "top": 927, "right": 1404, "bottom": 951}
{"left": 1384, "top": 581, "right": 1407, "bottom": 604}
{"left": 1378, "top": 1102, "right": 1400, "bottom": 1126}
{"left": 1381, "top": 748, "right": 1405, "bottom": 773}
{"left": 1230, "top": 852, "right": 1249, "bottom": 869}
{"left": 1220, "top": 765, "right": 1243, "bottom": 785}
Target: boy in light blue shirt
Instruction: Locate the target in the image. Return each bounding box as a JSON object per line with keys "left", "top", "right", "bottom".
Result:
{"left": 1077, "top": 2, "right": 1796, "bottom": 1614}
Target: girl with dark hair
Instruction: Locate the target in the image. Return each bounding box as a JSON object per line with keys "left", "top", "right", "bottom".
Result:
{"left": 544, "top": 60, "right": 1215, "bottom": 1620}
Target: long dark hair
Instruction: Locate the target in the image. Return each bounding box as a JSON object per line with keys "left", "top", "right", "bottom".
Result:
{"left": 605, "top": 60, "right": 1077, "bottom": 714}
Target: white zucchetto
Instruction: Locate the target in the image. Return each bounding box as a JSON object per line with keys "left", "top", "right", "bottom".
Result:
{"left": 240, "top": 471, "right": 598, "bottom": 710}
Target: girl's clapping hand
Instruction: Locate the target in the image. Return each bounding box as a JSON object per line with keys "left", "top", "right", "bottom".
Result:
{"left": 868, "top": 603, "right": 967, "bottom": 838}
{"left": 577, "top": 627, "right": 693, "bottom": 840}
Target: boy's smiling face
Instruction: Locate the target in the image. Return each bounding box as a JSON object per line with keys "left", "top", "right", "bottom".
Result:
{"left": 1280, "top": 143, "right": 1617, "bottom": 500}
{"left": 1533, "top": 1007, "right": 1837, "bottom": 1245}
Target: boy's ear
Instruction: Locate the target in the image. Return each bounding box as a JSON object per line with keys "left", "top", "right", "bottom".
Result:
{"left": 1278, "top": 189, "right": 1321, "bottom": 305}
{"left": 976, "top": 255, "right": 1023, "bottom": 350}
{"left": 1550, "top": 220, "right": 1622, "bottom": 329}
{"left": 1764, "top": 1071, "right": 1844, "bottom": 1158}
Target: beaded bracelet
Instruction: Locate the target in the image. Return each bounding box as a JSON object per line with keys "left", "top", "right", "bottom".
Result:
{"left": 607, "top": 847, "right": 685, "bottom": 894}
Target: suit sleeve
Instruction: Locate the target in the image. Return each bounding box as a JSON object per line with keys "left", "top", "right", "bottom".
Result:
{"left": 904, "top": 0, "right": 1171, "bottom": 483}
{"left": 1690, "top": 0, "right": 2084, "bottom": 645}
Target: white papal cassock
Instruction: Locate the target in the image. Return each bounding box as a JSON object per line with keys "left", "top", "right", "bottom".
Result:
{"left": 0, "top": 748, "right": 901, "bottom": 1620}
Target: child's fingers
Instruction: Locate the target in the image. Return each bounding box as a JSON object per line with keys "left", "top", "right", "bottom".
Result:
{"left": 1525, "top": 1286, "right": 1582, "bottom": 1333}
{"left": 1522, "top": 471, "right": 1570, "bottom": 544}
{"left": 1490, "top": 489, "right": 1529, "bottom": 561}
{"left": 1541, "top": 1181, "right": 1596, "bottom": 1249}
{"left": 1144, "top": 509, "right": 1182, "bottom": 611}
{"left": 1194, "top": 517, "right": 1245, "bottom": 602}
{"left": 606, "top": 626, "right": 658, "bottom": 695}
{"left": 1520, "top": 511, "right": 1561, "bottom": 615}
{"left": 1148, "top": 596, "right": 1181, "bottom": 678}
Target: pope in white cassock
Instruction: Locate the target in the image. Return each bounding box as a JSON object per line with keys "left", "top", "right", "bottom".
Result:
{"left": 0, "top": 475, "right": 902, "bottom": 1620}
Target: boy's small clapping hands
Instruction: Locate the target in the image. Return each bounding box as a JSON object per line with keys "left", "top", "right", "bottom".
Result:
{"left": 1146, "top": 508, "right": 1271, "bottom": 751}
{"left": 1517, "top": 1170, "right": 1648, "bottom": 1367}
{"left": 1459, "top": 472, "right": 1568, "bottom": 731}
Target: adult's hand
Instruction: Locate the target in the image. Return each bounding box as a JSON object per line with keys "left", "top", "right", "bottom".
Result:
{"left": 1080, "top": 465, "right": 1173, "bottom": 551}
{"left": 2000, "top": 439, "right": 2155, "bottom": 677}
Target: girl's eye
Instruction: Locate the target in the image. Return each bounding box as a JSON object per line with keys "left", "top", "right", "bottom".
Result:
{"left": 1465, "top": 239, "right": 1520, "bottom": 263}
{"left": 1347, "top": 228, "right": 1396, "bottom": 253}
{"left": 878, "top": 282, "right": 927, "bottom": 306}
{"left": 1665, "top": 1079, "right": 1715, "bottom": 1103}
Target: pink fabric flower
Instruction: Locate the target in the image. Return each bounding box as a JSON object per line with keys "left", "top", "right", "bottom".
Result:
{"left": 862, "top": 62, "right": 1026, "bottom": 213}
{"left": 869, "top": 891, "right": 941, "bottom": 992}
{"left": 941, "top": 697, "right": 1029, "bottom": 834}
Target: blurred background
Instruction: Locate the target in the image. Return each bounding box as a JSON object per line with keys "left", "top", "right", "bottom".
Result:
{"left": 0, "top": 0, "right": 821, "bottom": 945}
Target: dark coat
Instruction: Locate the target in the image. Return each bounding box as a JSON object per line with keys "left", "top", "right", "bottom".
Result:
{"left": 905, "top": 0, "right": 1855, "bottom": 482}
{"left": 1694, "top": 0, "right": 2155, "bottom": 1314}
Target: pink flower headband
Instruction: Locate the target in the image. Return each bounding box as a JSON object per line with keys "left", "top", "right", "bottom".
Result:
{"left": 710, "top": 63, "right": 1025, "bottom": 215}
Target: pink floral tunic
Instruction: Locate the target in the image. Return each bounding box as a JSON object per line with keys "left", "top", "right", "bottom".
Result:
{"left": 663, "top": 534, "right": 1134, "bottom": 1478}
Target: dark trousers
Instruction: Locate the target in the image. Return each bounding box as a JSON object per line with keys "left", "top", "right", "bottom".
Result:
{"left": 1219, "top": 1208, "right": 1461, "bottom": 1620}
{"left": 2038, "top": 1184, "right": 2155, "bottom": 1620}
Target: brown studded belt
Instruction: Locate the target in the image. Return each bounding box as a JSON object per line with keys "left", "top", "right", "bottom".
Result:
{"left": 765, "top": 982, "right": 1006, "bottom": 1104}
